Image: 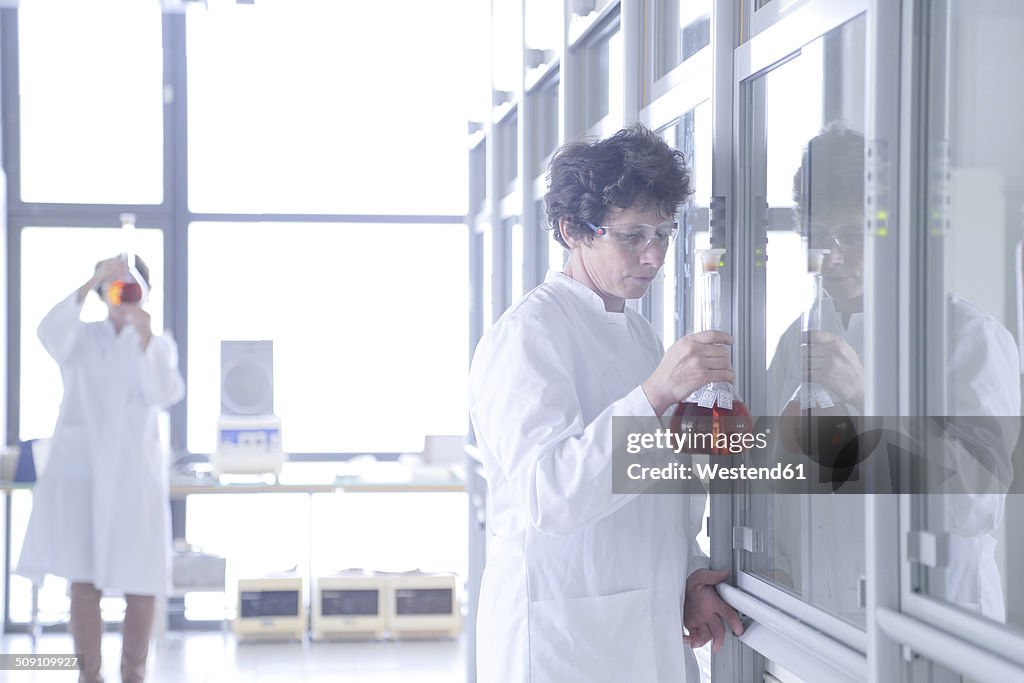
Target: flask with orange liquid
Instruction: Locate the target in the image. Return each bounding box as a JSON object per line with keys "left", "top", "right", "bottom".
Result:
{"left": 669, "top": 249, "right": 753, "bottom": 454}
{"left": 106, "top": 279, "right": 143, "bottom": 305}
{"left": 777, "top": 248, "right": 857, "bottom": 469}
{"left": 105, "top": 213, "right": 149, "bottom": 306}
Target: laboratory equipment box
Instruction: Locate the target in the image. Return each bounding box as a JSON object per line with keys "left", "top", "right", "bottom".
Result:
{"left": 386, "top": 572, "right": 462, "bottom": 639}
{"left": 172, "top": 550, "right": 226, "bottom": 589}
{"left": 234, "top": 577, "right": 306, "bottom": 641}
{"left": 311, "top": 572, "right": 388, "bottom": 641}
{"left": 211, "top": 414, "right": 286, "bottom": 476}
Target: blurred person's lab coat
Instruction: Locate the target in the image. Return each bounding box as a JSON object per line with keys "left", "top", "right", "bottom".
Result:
{"left": 17, "top": 291, "right": 185, "bottom": 596}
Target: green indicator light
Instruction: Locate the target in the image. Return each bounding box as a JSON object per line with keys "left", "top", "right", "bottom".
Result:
{"left": 877, "top": 228, "right": 888, "bottom": 237}
{"left": 876, "top": 210, "right": 888, "bottom": 221}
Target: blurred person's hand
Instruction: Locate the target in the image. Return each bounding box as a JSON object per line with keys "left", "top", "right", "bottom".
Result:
{"left": 79, "top": 257, "right": 130, "bottom": 303}
{"left": 123, "top": 305, "right": 153, "bottom": 349}
{"left": 93, "top": 257, "right": 129, "bottom": 288}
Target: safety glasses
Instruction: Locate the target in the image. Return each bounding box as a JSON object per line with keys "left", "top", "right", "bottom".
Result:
{"left": 584, "top": 220, "right": 679, "bottom": 253}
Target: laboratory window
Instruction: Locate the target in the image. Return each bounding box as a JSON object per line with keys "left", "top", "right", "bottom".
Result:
{"left": 480, "top": 220, "right": 495, "bottom": 331}
{"left": 492, "top": 216, "right": 514, "bottom": 312}
{"left": 569, "top": 0, "right": 618, "bottom": 35}
{"left": 524, "top": 0, "right": 561, "bottom": 79}
{"left": 496, "top": 109, "right": 519, "bottom": 196}
{"left": 548, "top": 246, "right": 567, "bottom": 276}
{"left": 467, "top": 0, "right": 492, "bottom": 125}
{"left": 507, "top": 217, "right": 525, "bottom": 301}
{"left": 529, "top": 73, "right": 560, "bottom": 178}
{"left": 539, "top": 199, "right": 565, "bottom": 275}
{"left": 652, "top": 0, "right": 712, "bottom": 81}
{"left": 185, "top": 0, "right": 467, "bottom": 215}
{"left": 186, "top": 222, "right": 468, "bottom": 455}
{"left": 656, "top": 101, "right": 712, "bottom": 343}
{"left": 581, "top": 18, "right": 623, "bottom": 131}
{"left": 469, "top": 139, "right": 487, "bottom": 216}
{"left": 17, "top": 0, "right": 163, "bottom": 205}
{"left": 491, "top": 0, "right": 521, "bottom": 96}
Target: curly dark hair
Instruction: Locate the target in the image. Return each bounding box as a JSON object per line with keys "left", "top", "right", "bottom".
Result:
{"left": 544, "top": 124, "right": 692, "bottom": 249}
{"left": 792, "top": 123, "right": 865, "bottom": 231}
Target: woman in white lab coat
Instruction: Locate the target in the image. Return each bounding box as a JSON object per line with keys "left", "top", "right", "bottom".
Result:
{"left": 17, "top": 256, "right": 185, "bottom": 683}
{"left": 469, "top": 125, "right": 743, "bottom": 682}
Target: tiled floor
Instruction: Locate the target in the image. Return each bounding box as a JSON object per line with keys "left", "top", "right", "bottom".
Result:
{"left": 0, "top": 632, "right": 466, "bottom": 682}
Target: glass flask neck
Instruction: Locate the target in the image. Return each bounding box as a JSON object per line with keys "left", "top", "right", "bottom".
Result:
{"left": 803, "top": 272, "right": 825, "bottom": 332}
{"left": 700, "top": 269, "right": 720, "bottom": 332}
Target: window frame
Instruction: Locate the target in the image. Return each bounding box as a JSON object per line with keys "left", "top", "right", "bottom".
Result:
{"left": 567, "top": 4, "right": 625, "bottom": 139}
{"left": 643, "top": 0, "right": 713, "bottom": 108}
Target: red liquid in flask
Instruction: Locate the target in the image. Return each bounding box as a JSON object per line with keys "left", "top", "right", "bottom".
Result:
{"left": 669, "top": 398, "right": 754, "bottom": 455}
{"left": 108, "top": 280, "right": 143, "bottom": 305}
{"left": 670, "top": 249, "right": 755, "bottom": 454}
{"left": 777, "top": 249, "right": 863, "bottom": 469}
{"left": 778, "top": 399, "right": 857, "bottom": 469}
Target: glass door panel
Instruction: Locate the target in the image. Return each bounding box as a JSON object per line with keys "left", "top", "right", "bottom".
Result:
{"left": 913, "top": 0, "right": 1024, "bottom": 628}
{"left": 742, "top": 13, "right": 868, "bottom": 628}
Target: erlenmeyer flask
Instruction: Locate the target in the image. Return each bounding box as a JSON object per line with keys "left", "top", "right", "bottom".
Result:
{"left": 778, "top": 248, "right": 857, "bottom": 468}
{"left": 669, "top": 249, "right": 753, "bottom": 454}
{"left": 106, "top": 279, "right": 143, "bottom": 305}
{"left": 106, "top": 213, "right": 150, "bottom": 306}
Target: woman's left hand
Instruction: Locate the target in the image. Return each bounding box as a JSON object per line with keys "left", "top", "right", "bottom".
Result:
{"left": 682, "top": 568, "right": 745, "bottom": 653}
{"left": 802, "top": 330, "right": 865, "bottom": 409}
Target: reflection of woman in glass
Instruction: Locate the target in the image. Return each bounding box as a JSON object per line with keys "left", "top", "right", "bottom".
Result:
{"left": 768, "top": 125, "right": 1019, "bottom": 621}
{"left": 17, "top": 256, "right": 185, "bottom": 683}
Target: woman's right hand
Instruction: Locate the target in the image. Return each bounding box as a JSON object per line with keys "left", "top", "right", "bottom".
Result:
{"left": 93, "top": 257, "right": 129, "bottom": 287}
{"left": 78, "top": 257, "right": 129, "bottom": 303}
{"left": 642, "top": 330, "right": 735, "bottom": 416}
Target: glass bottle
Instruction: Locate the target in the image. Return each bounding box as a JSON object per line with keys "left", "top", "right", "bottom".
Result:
{"left": 669, "top": 248, "right": 753, "bottom": 454}
{"left": 778, "top": 248, "right": 856, "bottom": 467}
{"left": 106, "top": 213, "right": 149, "bottom": 305}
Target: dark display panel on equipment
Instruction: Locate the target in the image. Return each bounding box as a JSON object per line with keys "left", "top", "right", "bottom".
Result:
{"left": 395, "top": 588, "right": 453, "bottom": 615}
{"left": 321, "top": 589, "right": 379, "bottom": 616}
{"left": 240, "top": 590, "right": 300, "bottom": 618}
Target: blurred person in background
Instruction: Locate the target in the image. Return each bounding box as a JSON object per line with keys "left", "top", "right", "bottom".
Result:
{"left": 17, "top": 255, "right": 185, "bottom": 683}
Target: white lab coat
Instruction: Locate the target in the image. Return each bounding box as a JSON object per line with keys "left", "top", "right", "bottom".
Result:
{"left": 767, "top": 294, "right": 1018, "bottom": 621}
{"left": 469, "top": 271, "right": 707, "bottom": 683}
{"left": 16, "top": 292, "right": 185, "bottom": 596}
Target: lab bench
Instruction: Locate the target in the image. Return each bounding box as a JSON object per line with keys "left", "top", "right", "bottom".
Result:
{"left": 2, "top": 461, "right": 466, "bottom": 641}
